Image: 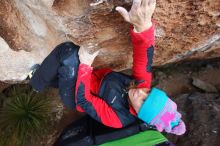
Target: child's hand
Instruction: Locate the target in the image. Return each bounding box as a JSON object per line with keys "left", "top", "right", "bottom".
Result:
{"left": 116, "top": 0, "right": 156, "bottom": 32}
{"left": 78, "top": 46, "right": 100, "bottom": 66}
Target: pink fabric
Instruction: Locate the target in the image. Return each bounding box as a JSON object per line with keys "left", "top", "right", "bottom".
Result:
{"left": 161, "top": 112, "right": 176, "bottom": 127}
{"left": 150, "top": 99, "right": 186, "bottom": 135}
{"left": 171, "top": 120, "right": 186, "bottom": 135}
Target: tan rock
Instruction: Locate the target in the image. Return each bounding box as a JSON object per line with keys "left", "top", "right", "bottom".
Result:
{"left": 0, "top": 0, "right": 220, "bottom": 82}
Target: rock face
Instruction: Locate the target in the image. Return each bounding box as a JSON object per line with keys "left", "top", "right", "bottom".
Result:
{"left": 168, "top": 93, "right": 220, "bottom": 146}
{"left": 0, "top": 0, "right": 219, "bottom": 82}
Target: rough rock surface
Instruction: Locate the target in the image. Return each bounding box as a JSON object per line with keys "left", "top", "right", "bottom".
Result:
{"left": 150, "top": 59, "right": 220, "bottom": 146}
{"left": 168, "top": 93, "right": 220, "bottom": 146}
{"left": 0, "top": 0, "right": 220, "bottom": 82}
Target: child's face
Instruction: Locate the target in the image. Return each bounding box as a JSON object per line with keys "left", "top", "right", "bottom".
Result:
{"left": 128, "top": 88, "right": 149, "bottom": 113}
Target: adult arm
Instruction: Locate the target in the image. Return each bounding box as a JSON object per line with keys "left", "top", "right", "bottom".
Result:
{"left": 116, "top": 0, "right": 156, "bottom": 89}
{"left": 76, "top": 47, "right": 126, "bottom": 128}
{"left": 130, "top": 24, "right": 155, "bottom": 89}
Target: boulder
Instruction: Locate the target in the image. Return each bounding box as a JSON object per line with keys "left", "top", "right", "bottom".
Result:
{"left": 0, "top": 0, "right": 219, "bottom": 82}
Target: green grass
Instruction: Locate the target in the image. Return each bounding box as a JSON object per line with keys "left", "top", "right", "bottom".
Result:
{"left": 0, "top": 86, "right": 52, "bottom": 146}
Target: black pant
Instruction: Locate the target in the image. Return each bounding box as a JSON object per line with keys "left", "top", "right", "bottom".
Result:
{"left": 53, "top": 115, "right": 173, "bottom": 146}
{"left": 53, "top": 116, "right": 141, "bottom": 146}
{"left": 29, "top": 42, "right": 80, "bottom": 111}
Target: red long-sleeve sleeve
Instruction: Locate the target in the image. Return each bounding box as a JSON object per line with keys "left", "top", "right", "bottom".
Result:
{"left": 130, "top": 24, "right": 155, "bottom": 89}
{"left": 75, "top": 64, "right": 123, "bottom": 128}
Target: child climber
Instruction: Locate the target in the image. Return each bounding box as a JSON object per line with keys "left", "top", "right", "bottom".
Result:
{"left": 29, "top": 0, "right": 185, "bottom": 135}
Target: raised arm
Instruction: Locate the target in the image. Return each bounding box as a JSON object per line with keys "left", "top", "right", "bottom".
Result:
{"left": 130, "top": 23, "right": 155, "bottom": 89}
{"left": 116, "top": 0, "right": 156, "bottom": 89}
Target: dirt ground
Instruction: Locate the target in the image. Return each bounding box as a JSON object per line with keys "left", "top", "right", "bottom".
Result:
{"left": 153, "top": 58, "right": 220, "bottom": 96}
{"left": 152, "top": 58, "right": 220, "bottom": 146}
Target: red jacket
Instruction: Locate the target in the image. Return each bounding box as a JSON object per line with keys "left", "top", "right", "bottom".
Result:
{"left": 75, "top": 24, "right": 155, "bottom": 128}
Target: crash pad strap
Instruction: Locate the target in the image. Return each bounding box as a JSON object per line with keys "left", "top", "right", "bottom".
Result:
{"left": 98, "top": 130, "right": 167, "bottom": 146}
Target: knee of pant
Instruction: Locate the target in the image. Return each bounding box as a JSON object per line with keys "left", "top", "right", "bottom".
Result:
{"left": 52, "top": 41, "right": 80, "bottom": 56}
{"left": 57, "top": 42, "right": 80, "bottom": 61}
{"left": 59, "top": 41, "right": 80, "bottom": 51}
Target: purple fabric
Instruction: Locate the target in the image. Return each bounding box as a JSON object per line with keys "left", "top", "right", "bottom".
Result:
{"left": 150, "top": 98, "right": 186, "bottom": 135}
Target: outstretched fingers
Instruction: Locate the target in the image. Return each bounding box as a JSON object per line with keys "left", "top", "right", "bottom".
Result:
{"left": 78, "top": 46, "right": 85, "bottom": 56}
{"left": 142, "top": 0, "right": 156, "bottom": 9}
{"left": 91, "top": 50, "right": 100, "bottom": 60}
{"left": 116, "top": 6, "right": 130, "bottom": 22}
{"left": 116, "top": 0, "right": 156, "bottom": 31}
{"left": 141, "top": 0, "right": 150, "bottom": 8}
{"left": 131, "top": 0, "right": 142, "bottom": 10}
{"left": 149, "top": 0, "right": 156, "bottom": 6}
